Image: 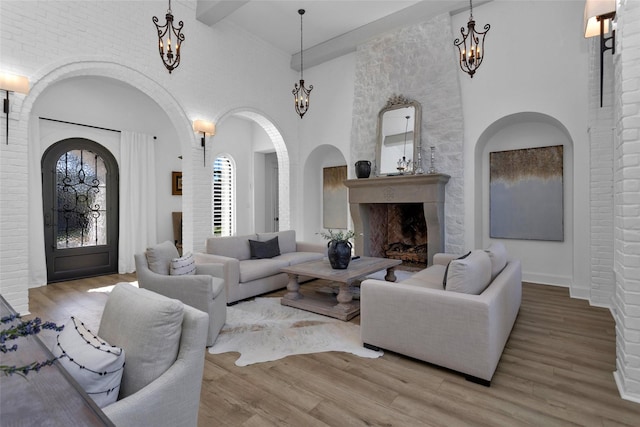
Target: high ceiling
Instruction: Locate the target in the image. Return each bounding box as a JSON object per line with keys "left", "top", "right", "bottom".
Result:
{"left": 195, "top": 0, "right": 473, "bottom": 70}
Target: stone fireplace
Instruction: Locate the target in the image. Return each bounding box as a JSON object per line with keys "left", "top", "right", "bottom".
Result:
{"left": 344, "top": 174, "right": 449, "bottom": 266}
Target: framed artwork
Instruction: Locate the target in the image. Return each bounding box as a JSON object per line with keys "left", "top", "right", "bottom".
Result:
{"left": 490, "top": 145, "right": 564, "bottom": 241}
{"left": 322, "top": 165, "right": 348, "bottom": 229}
{"left": 172, "top": 171, "right": 182, "bottom": 196}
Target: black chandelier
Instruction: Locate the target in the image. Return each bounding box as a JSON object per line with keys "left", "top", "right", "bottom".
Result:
{"left": 153, "top": 0, "right": 185, "bottom": 73}
{"left": 454, "top": 0, "right": 490, "bottom": 78}
{"left": 292, "top": 9, "right": 313, "bottom": 118}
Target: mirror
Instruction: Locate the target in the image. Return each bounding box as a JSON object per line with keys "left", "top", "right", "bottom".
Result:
{"left": 376, "top": 95, "right": 421, "bottom": 175}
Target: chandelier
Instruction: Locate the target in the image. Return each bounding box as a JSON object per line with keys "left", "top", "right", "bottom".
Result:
{"left": 292, "top": 9, "right": 313, "bottom": 118}
{"left": 153, "top": 0, "right": 185, "bottom": 73}
{"left": 454, "top": 0, "right": 490, "bottom": 78}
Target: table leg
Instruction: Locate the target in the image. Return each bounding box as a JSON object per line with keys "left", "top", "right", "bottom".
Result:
{"left": 335, "top": 281, "right": 354, "bottom": 311}
{"left": 385, "top": 267, "right": 397, "bottom": 282}
{"left": 283, "top": 273, "right": 303, "bottom": 300}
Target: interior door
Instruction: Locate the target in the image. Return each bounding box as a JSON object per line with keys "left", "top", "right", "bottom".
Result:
{"left": 42, "top": 138, "right": 119, "bottom": 283}
{"left": 264, "top": 152, "right": 279, "bottom": 232}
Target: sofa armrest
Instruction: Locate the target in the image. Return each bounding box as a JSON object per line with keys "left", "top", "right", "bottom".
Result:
{"left": 195, "top": 262, "right": 224, "bottom": 278}
{"left": 433, "top": 253, "right": 459, "bottom": 266}
{"left": 360, "top": 279, "right": 495, "bottom": 380}
{"left": 296, "top": 241, "right": 327, "bottom": 255}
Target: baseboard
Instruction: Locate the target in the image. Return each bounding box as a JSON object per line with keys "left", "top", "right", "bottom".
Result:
{"left": 613, "top": 371, "right": 640, "bottom": 404}
{"left": 523, "top": 272, "right": 572, "bottom": 288}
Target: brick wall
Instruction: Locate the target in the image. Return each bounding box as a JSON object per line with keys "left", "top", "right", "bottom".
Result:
{"left": 613, "top": 0, "right": 640, "bottom": 403}
{"left": 350, "top": 13, "right": 465, "bottom": 254}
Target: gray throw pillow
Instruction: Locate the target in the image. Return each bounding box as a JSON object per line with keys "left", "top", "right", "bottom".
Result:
{"left": 249, "top": 237, "right": 280, "bottom": 259}
{"left": 443, "top": 251, "right": 472, "bottom": 289}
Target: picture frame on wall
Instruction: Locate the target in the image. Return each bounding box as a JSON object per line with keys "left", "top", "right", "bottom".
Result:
{"left": 172, "top": 171, "right": 182, "bottom": 196}
{"left": 489, "top": 145, "right": 564, "bottom": 241}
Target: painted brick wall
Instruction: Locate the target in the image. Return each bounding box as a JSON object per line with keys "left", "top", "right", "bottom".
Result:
{"left": 613, "top": 0, "right": 640, "bottom": 403}
{"left": 350, "top": 13, "right": 465, "bottom": 254}
{"left": 588, "top": 31, "right": 616, "bottom": 306}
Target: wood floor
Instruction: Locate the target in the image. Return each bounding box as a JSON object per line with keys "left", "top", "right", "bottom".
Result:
{"left": 26, "top": 275, "right": 640, "bottom": 426}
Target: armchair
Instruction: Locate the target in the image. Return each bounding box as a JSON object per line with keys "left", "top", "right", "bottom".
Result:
{"left": 99, "top": 283, "right": 208, "bottom": 427}
{"left": 135, "top": 241, "right": 226, "bottom": 346}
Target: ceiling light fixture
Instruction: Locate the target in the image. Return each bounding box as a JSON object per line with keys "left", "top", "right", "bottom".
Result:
{"left": 0, "top": 72, "right": 29, "bottom": 145}
{"left": 292, "top": 9, "right": 313, "bottom": 118}
{"left": 193, "top": 120, "right": 215, "bottom": 167}
{"left": 584, "top": 0, "right": 616, "bottom": 108}
{"left": 153, "top": 0, "right": 185, "bottom": 73}
{"left": 454, "top": 0, "right": 490, "bottom": 78}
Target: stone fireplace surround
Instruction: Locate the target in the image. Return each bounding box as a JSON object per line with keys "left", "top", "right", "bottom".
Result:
{"left": 344, "top": 174, "right": 450, "bottom": 266}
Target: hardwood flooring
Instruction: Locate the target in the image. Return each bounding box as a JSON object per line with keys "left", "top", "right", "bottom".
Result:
{"left": 26, "top": 276, "right": 640, "bottom": 426}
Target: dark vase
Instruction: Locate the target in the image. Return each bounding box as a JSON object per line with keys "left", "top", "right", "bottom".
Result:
{"left": 355, "top": 160, "right": 371, "bottom": 178}
{"left": 327, "top": 240, "right": 352, "bottom": 269}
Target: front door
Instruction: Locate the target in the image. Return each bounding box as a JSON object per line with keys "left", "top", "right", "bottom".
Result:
{"left": 42, "top": 138, "right": 119, "bottom": 282}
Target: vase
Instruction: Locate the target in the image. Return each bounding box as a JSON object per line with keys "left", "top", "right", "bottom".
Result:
{"left": 327, "top": 240, "right": 352, "bottom": 269}
{"left": 355, "top": 160, "right": 371, "bottom": 179}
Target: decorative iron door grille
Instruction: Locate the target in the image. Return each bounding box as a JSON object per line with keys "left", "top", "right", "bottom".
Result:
{"left": 56, "top": 149, "right": 108, "bottom": 248}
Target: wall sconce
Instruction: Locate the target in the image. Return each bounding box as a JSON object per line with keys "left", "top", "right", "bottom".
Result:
{"left": 193, "top": 120, "right": 215, "bottom": 167}
{"left": 584, "top": 0, "right": 616, "bottom": 108}
{"left": 0, "top": 72, "right": 29, "bottom": 145}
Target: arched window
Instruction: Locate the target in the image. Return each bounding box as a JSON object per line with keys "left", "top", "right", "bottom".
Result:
{"left": 213, "top": 155, "right": 235, "bottom": 236}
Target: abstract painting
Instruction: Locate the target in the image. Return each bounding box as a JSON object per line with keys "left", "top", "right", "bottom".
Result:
{"left": 323, "top": 165, "right": 348, "bottom": 229}
{"left": 490, "top": 145, "right": 564, "bottom": 241}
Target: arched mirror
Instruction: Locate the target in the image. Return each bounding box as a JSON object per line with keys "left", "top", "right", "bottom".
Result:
{"left": 376, "top": 95, "right": 422, "bottom": 175}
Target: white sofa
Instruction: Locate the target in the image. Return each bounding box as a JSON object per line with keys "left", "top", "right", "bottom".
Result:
{"left": 195, "top": 230, "right": 326, "bottom": 304}
{"left": 360, "top": 242, "right": 521, "bottom": 386}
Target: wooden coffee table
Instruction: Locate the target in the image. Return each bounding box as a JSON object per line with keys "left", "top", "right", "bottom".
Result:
{"left": 280, "top": 256, "right": 402, "bottom": 321}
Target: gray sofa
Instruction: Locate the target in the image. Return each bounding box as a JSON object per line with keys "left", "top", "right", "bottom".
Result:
{"left": 195, "top": 230, "right": 326, "bottom": 304}
{"left": 360, "top": 242, "right": 521, "bottom": 385}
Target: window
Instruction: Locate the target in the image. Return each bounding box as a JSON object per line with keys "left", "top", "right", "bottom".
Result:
{"left": 213, "top": 155, "right": 234, "bottom": 236}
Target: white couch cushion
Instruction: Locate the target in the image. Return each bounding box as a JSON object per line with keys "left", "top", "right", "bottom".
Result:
{"left": 277, "top": 251, "right": 324, "bottom": 266}
{"left": 52, "top": 316, "right": 125, "bottom": 408}
{"left": 401, "top": 264, "right": 447, "bottom": 289}
{"left": 445, "top": 249, "right": 492, "bottom": 295}
{"left": 257, "top": 230, "right": 296, "bottom": 254}
{"left": 98, "top": 284, "right": 184, "bottom": 399}
{"left": 169, "top": 252, "right": 196, "bottom": 275}
{"left": 207, "top": 234, "right": 256, "bottom": 261}
{"left": 485, "top": 242, "right": 508, "bottom": 281}
{"left": 146, "top": 240, "right": 180, "bottom": 275}
{"left": 239, "top": 258, "right": 290, "bottom": 282}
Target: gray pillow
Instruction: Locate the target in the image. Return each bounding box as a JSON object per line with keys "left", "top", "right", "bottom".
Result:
{"left": 145, "top": 241, "right": 180, "bottom": 275}
{"left": 258, "top": 230, "right": 296, "bottom": 254}
{"left": 98, "top": 284, "right": 184, "bottom": 399}
{"left": 443, "top": 251, "right": 472, "bottom": 288}
{"left": 249, "top": 237, "right": 280, "bottom": 259}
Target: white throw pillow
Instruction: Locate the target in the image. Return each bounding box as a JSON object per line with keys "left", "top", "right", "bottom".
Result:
{"left": 51, "top": 316, "right": 125, "bottom": 408}
{"left": 170, "top": 252, "right": 196, "bottom": 275}
{"left": 445, "top": 249, "right": 492, "bottom": 295}
{"left": 485, "top": 242, "right": 508, "bottom": 281}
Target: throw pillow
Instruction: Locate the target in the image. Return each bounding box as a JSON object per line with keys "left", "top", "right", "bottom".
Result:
{"left": 249, "top": 236, "right": 281, "bottom": 259}
{"left": 485, "top": 242, "right": 508, "bottom": 281}
{"left": 444, "top": 249, "right": 492, "bottom": 295}
{"left": 146, "top": 240, "right": 180, "bottom": 275}
{"left": 51, "top": 316, "right": 125, "bottom": 408}
{"left": 97, "top": 284, "right": 184, "bottom": 399}
{"left": 170, "top": 252, "right": 196, "bottom": 276}
{"left": 443, "top": 251, "right": 472, "bottom": 288}
{"left": 257, "top": 230, "right": 296, "bottom": 254}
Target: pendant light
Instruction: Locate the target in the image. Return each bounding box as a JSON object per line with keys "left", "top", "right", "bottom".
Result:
{"left": 454, "top": 0, "right": 490, "bottom": 78}
{"left": 153, "top": 0, "right": 185, "bottom": 73}
{"left": 292, "top": 9, "right": 313, "bottom": 118}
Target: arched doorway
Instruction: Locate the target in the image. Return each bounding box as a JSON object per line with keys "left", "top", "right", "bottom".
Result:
{"left": 41, "top": 138, "right": 119, "bottom": 282}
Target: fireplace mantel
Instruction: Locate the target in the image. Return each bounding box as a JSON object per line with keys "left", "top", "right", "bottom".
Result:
{"left": 344, "top": 173, "right": 450, "bottom": 265}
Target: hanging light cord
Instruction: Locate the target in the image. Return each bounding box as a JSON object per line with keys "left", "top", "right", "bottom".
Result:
{"left": 299, "top": 10, "right": 304, "bottom": 81}
{"left": 469, "top": 0, "right": 473, "bottom": 20}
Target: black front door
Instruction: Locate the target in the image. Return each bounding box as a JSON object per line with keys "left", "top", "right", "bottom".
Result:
{"left": 42, "top": 138, "right": 119, "bottom": 282}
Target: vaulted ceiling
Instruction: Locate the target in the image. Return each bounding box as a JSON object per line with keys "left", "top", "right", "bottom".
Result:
{"left": 195, "top": 0, "right": 474, "bottom": 70}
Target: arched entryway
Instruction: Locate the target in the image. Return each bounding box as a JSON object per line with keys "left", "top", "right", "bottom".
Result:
{"left": 41, "top": 138, "right": 119, "bottom": 282}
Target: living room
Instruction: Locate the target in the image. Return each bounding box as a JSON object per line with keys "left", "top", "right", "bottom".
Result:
{"left": 0, "top": 0, "right": 639, "bottom": 421}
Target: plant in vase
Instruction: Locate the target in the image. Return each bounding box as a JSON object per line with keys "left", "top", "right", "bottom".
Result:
{"left": 319, "top": 229, "right": 355, "bottom": 269}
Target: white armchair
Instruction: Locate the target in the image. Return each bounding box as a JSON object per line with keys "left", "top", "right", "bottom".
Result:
{"left": 99, "top": 283, "right": 208, "bottom": 427}
{"left": 135, "top": 241, "right": 226, "bottom": 346}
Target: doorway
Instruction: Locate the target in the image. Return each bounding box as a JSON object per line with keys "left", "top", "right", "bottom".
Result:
{"left": 265, "top": 152, "right": 279, "bottom": 232}
{"left": 41, "top": 138, "right": 119, "bottom": 282}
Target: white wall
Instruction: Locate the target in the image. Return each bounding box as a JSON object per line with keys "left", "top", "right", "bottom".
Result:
{"left": 454, "top": 1, "right": 589, "bottom": 292}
